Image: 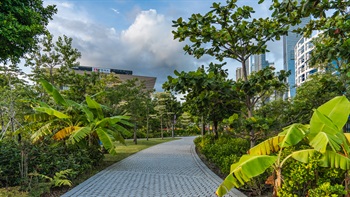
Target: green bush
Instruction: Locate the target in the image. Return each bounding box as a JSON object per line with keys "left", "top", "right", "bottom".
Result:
{"left": 278, "top": 147, "right": 346, "bottom": 197}
{"left": 308, "top": 182, "right": 346, "bottom": 197}
{"left": 0, "top": 139, "right": 103, "bottom": 188}
{"left": 195, "top": 135, "right": 249, "bottom": 174}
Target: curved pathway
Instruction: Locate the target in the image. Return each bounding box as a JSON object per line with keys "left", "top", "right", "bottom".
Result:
{"left": 62, "top": 136, "right": 245, "bottom": 197}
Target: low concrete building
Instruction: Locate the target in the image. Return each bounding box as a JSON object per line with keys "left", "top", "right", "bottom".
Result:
{"left": 72, "top": 66, "right": 156, "bottom": 91}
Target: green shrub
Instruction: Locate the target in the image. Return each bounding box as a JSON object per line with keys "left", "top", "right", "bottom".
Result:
{"left": 278, "top": 147, "right": 346, "bottom": 197}
{"left": 0, "top": 139, "right": 103, "bottom": 188}
{"left": 195, "top": 135, "right": 249, "bottom": 174}
{"left": 308, "top": 182, "right": 346, "bottom": 197}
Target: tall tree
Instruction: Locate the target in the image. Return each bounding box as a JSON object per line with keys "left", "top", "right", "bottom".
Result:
{"left": 172, "top": 1, "right": 289, "bottom": 146}
{"left": 0, "top": 64, "right": 32, "bottom": 138}
{"left": 153, "top": 92, "right": 173, "bottom": 139}
{"left": 25, "top": 33, "right": 81, "bottom": 88}
{"left": 108, "top": 79, "right": 152, "bottom": 144}
{"left": 0, "top": 0, "right": 56, "bottom": 63}
{"left": 164, "top": 63, "right": 239, "bottom": 138}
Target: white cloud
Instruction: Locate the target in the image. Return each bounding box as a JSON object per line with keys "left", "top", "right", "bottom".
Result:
{"left": 111, "top": 8, "right": 120, "bottom": 14}
{"left": 41, "top": 0, "right": 284, "bottom": 91}
{"left": 45, "top": 3, "right": 195, "bottom": 91}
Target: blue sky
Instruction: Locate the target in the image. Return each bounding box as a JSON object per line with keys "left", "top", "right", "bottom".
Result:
{"left": 42, "top": 0, "right": 282, "bottom": 91}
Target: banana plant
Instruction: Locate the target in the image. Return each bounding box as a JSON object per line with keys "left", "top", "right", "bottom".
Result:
{"left": 26, "top": 79, "right": 133, "bottom": 154}
{"left": 216, "top": 96, "right": 350, "bottom": 197}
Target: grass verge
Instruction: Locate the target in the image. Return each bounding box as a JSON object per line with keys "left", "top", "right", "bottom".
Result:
{"left": 2, "top": 138, "right": 178, "bottom": 197}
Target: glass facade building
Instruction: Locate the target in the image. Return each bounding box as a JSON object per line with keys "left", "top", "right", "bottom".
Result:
{"left": 283, "top": 17, "right": 310, "bottom": 98}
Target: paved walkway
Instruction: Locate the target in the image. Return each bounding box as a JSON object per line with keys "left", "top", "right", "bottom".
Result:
{"left": 62, "top": 137, "right": 246, "bottom": 197}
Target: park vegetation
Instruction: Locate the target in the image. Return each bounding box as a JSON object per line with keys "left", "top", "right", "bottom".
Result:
{"left": 167, "top": 0, "right": 350, "bottom": 196}
{"left": 1, "top": 0, "right": 350, "bottom": 196}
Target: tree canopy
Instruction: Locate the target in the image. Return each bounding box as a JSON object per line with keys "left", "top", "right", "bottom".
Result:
{"left": 0, "top": 0, "right": 57, "bottom": 63}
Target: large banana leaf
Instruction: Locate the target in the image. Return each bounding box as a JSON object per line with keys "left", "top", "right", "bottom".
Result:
{"left": 31, "top": 122, "right": 54, "bottom": 142}
{"left": 85, "top": 96, "right": 101, "bottom": 109}
{"left": 25, "top": 113, "right": 51, "bottom": 122}
{"left": 112, "top": 124, "right": 132, "bottom": 139}
{"left": 40, "top": 79, "right": 68, "bottom": 106}
{"left": 309, "top": 131, "right": 342, "bottom": 153}
{"left": 79, "top": 105, "right": 94, "bottom": 123}
{"left": 278, "top": 123, "right": 309, "bottom": 148}
{"left": 85, "top": 96, "right": 103, "bottom": 119}
{"left": 96, "top": 128, "right": 117, "bottom": 155}
{"left": 344, "top": 133, "right": 350, "bottom": 143}
{"left": 53, "top": 126, "right": 81, "bottom": 140}
{"left": 309, "top": 96, "right": 350, "bottom": 139}
{"left": 216, "top": 155, "right": 277, "bottom": 197}
{"left": 310, "top": 109, "right": 340, "bottom": 138}
{"left": 317, "top": 96, "right": 350, "bottom": 131}
{"left": 291, "top": 149, "right": 350, "bottom": 170}
{"left": 248, "top": 136, "right": 284, "bottom": 155}
{"left": 34, "top": 107, "right": 69, "bottom": 119}
{"left": 68, "top": 127, "right": 92, "bottom": 144}
{"left": 319, "top": 150, "right": 350, "bottom": 170}
{"left": 288, "top": 149, "right": 318, "bottom": 164}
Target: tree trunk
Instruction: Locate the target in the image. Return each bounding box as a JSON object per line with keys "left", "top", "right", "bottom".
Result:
{"left": 171, "top": 114, "right": 175, "bottom": 138}
{"left": 273, "top": 167, "right": 282, "bottom": 197}
{"left": 247, "top": 103, "right": 255, "bottom": 148}
{"left": 201, "top": 115, "right": 205, "bottom": 136}
{"left": 161, "top": 117, "right": 163, "bottom": 139}
{"left": 213, "top": 120, "right": 219, "bottom": 139}
{"left": 146, "top": 116, "right": 149, "bottom": 141}
{"left": 133, "top": 123, "right": 137, "bottom": 145}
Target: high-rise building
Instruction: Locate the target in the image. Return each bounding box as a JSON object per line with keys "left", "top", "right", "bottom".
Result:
{"left": 283, "top": 17, "right": 310, "bottom": 98}
{"left": 251, "top": 54, "right": 271, "bottom": 72}
{"left": 294, "top": 32, "right": 321, "bottom": 87}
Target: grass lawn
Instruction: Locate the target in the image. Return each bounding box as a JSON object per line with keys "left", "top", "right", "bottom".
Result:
{"left": 1, "top": 137, "right": 178, "bottom": 197}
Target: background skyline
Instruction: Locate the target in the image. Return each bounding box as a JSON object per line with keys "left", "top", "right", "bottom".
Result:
{"left": 42, "top": 0, "right": 284, "bottom": 91}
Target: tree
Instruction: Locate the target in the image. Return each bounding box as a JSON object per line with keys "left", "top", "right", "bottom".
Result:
{"left": 0, "top": 0, "right": 56, "bottom": 63}
{"left": 164, "top": 63, "right": 239, "bottom": 138}
{"left": 217, "top": 96, "right": 350, "bottom": 196}
{"left": 269, "top": 0, "right": 350, "bottom": 95}
{"left": 107, "top": 78, "right": 153, "bottom": 144}
{"left": 153, "top": 92, "right": 172, "bottom": 139}
{"left": 0, "top": 64, "right": 33, "bottom": 139}
{"left": 172, "top": 1, "right": 289, "bottom": 146}
{"left": 25, "top": 33, "right": 81, "bottom": 87}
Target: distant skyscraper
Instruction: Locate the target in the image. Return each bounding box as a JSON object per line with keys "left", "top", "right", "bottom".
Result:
{"left": 251, "top": 54, "right": 272, "bottom": 72}
{"left": 294, "top": 32, "right": 321, "bottom": 87}
{"left": 283, "top": 17, "right": 311, "bottom": 98}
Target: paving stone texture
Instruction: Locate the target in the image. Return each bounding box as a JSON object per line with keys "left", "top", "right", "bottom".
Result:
{"left": 62, "top": 136, "right": 246, "bottom": 197}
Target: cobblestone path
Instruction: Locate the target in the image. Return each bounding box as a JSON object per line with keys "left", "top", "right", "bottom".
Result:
{"left": 62, "top": 136, "right": 245, "bottom": 197}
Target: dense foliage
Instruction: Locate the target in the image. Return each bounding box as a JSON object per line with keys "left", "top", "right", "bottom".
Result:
{"left": 0, "top": 0, "right": 57, "bottom": 63}
{"left": 0, "top": 139, "right": 102, "bottom": 188}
